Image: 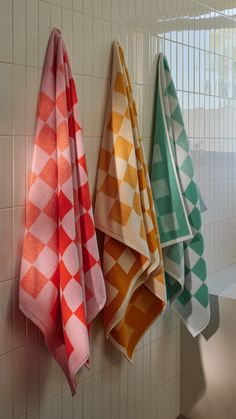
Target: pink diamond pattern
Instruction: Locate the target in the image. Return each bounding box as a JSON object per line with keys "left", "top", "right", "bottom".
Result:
{"left": 19, "top": 28, "right": 106, "bottom": 396}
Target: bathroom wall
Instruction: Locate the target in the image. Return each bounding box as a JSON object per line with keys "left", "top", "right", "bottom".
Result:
{"left": 0, "top": 1, "right": 181, "bottom": 419}
{"left": 159, "top": 0, "right": 236, "bottom": 276}
{"left": 178, "top": 1, "right": 236, "bottom": 418}
{"left": 1, "top": 0, "right": 234, "bottom": 418}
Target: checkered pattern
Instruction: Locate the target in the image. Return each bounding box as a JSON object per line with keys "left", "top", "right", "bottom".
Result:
{"left": 19, "top": 28, "right": 106, "bottom": 395}
{"left": 94, "top": 41, "right": 167, "bottom": 361}
{"left": 151, "top": 54, "right": 210, "bottom": 336}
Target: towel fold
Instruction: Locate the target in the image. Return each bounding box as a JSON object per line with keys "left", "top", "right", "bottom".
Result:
{"left": 151, "top": 54, "right": 210, "bottom": 336}
{"left": 94, "top": 41, "right": 167, "bottom": 360}
{"left": 19, "top": 28, "right": 106, "bottom": 394}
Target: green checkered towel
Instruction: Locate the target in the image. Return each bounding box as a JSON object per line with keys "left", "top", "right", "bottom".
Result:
{"left": 151, "top": 54, "right": 210, "bottom": 336}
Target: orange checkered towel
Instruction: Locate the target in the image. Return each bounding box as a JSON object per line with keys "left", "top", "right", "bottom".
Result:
{"left": 19, "top": 28, "right": 106, "bottom": 395}
{"left": 94, "top": 41, "right": 167, "bottom": 360}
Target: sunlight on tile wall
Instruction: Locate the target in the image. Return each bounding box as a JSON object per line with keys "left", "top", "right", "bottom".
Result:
{"left": 0, "top": 0, "right": 234, "bottom": 418}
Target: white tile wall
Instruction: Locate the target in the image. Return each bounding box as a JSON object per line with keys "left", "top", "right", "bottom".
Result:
{"left": 0, "top": 0, "right": 234, "bottom": 417}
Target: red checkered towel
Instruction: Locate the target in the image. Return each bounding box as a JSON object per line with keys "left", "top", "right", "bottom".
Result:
{"left": 19, "top": 28, "right": 106, "bottom": 395}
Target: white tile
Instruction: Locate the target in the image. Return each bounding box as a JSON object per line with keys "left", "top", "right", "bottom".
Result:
{"left": 102, "top": 0, "right": 111, "bottom": 20}
{"left": 102, "top": 367, "right": 111, "bottom": 419}
{"left": 0, "top": 136, "right": 12, "bottom": 208}
{"left": 120, "top": 26, "right": 128, "bottom": 65}
{"left": 135, "top": 400, "right": 144, "bottom": 419}
{"left": 39, "top": 2, "right": 51, "bottom": 68}
{"left": 0, "top": 280, "right": 13, "bottom": 355}
{"left": 83, "top": 15, "right": 93, "bottom": 75}
{"left": 40, "top": 400, "right": 51, "bottom": 419}
{"left": 0, "top": 209, "right": 13, "bottom": 282}
{"left": 102, "top": 20, "right": 112, "bottom": 79}
{"left": 51, "top": 395, "right": 62, "bottom": 419}
{"left": 102, "top": 336, "right": 112, "bottom": 370}
{"left": 13, "top": 0, "right": 25, "bottom": 65}
{"left": 72, "top": 12, "right": 83, "bottom": 74}
{"left": 127, "top": 362, "right": 135, "bottom": 409}
{"left": 150, "top": 340, "right": 158, "bottom": 391}
{"left": 62, "top": 0, "right": 72, "bottom": 8}
{"left": 156, "top": 386, "right": 164, "bottom": 419}
{"left": 62, "top": 368, "right": 70, "bottom": 392}
{"left": 128, "top": 28, "right": 136, "bottom": 84}
{"left": 62, "top": 8, "right": 73, "bottom": 60}
{"left": 26, "top": 342, "right": 40, "bottom": 412}
{"left": 92, "top": 371, "right": 102, "bottom": 419}
{"left": 143, "top": 344, "right": 151, "bottom": 398}
{"left": 0, "top": 0, "right": 12, "bottom": 62}
{"left": 74, "top": 74, "right": 83, "bottom": 126}
{"left": 143, "top": 86, "right": 155, "bottom": 138}
{"left": 128, "top": 0, "right": 136, "bottom": 27}
{"left": 13, "top": 206, "right": 25, "bottom": 278}
{"left": 83, "top": 0, "right": 92, "bottom": 14}
{"left": 51, "top": 0, "right": 61, "bottom": 5}
{"left": 13, "top": 66, "right": 26, "bottom": 136}
{"left": 82, "top": 76, "right": 93, "bottom": 136}
{"left": 26, "top": 0, "right": 38, "bottom": 67}
{"left": 73, "top": 0, "right": 82, "bottom": 12}
{"left": 136, "top": 0, "right": 144, "bottom": 29}
{"left": 92, "top": 78, "right": 109, "bottom": 137}
{"left": 92, "top": 316, "right": 103, "bottom": 372}
{"left": 26, "top": 67, "right": 39, "bottom": 137}
{"left": 92, "top": 18, "right": 103, "bottom": 77}
{"left": 164, "top": 331, "right": 177, "bottom": 382}
{"left": 119, "top": 357, "right": 128, "bottom": 414}
{"left": 13, "top": 346, "right": 26, "bottom": 418}
{"left": 13, "top": 277, "right": 26, "bottom": 349}
{"left": 51, "top": 358, "right": 63, "bottom": 397}
{"left": 72, "top": 384, "right": 83, "bottom": 418}
{"left": 51, "top": 5, "right": 62, "bottom": 30}
{"left": 111, "top": 344, "right": 121, "bottom": 364}
{"left": 39, "top": 342, "right": 51, "bottom": 403}
{"left": 135, "top": 348, "right": 144, "bottom": 403}
{"left": 13, "top": 136, "right": 26, "bottom": 206}
{"left": 62, "top": 391, "right": 72, "bottom": 419}
{"left": 27, "top": 408, "right": 39, "bottom": 419}
{"left": 82, "top": 136, "right": 94, "bottom": 194}
{"left": 136, "top": 31, "right": 144, "bottom": 84}
{"left": 149, "top": 34, "right": 158, "bottom": 86}
{"left": 127, "top": 406, "right": 136, "bottom": 419}
{"left": 83, "top": 377, "right": 93, "bottom": 419}
{"left": 111, "top": 0, "right": 119, "bottom": 22}
{"left": 111, "top": 362, "right": 120, "bottom": 418}
{"left": 111, "top": 22, "right": 120, "bottom": 43}
{"left": 0, "top": 352, "right": 13, "bottom": 419}
{"left": 0, "top": 64, "right": 12, "bottom": 135}
{"left": 93, "top": 0, "right": 102, "bottom": 18}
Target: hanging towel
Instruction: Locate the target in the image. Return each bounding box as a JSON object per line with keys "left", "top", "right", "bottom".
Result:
{"left": 19, "top": 28, "right": 106, "bottom": 395}
{"left": 151, "top": 54, "right": 210, "bottom": 336}
{"left": 94, "top": 41, "right": 167, "bottom": 360}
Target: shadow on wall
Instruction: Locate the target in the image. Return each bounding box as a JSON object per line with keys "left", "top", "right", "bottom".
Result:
{"left": 180, "top": 295, "right": 220, "bottom": 418}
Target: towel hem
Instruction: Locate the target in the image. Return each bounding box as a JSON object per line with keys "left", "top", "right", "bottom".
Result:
{"left": 107, "top": 302, "right": 166, "bottom": 362}
{"left": 19, "top": 303, "right": 89, "bottom": 396}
